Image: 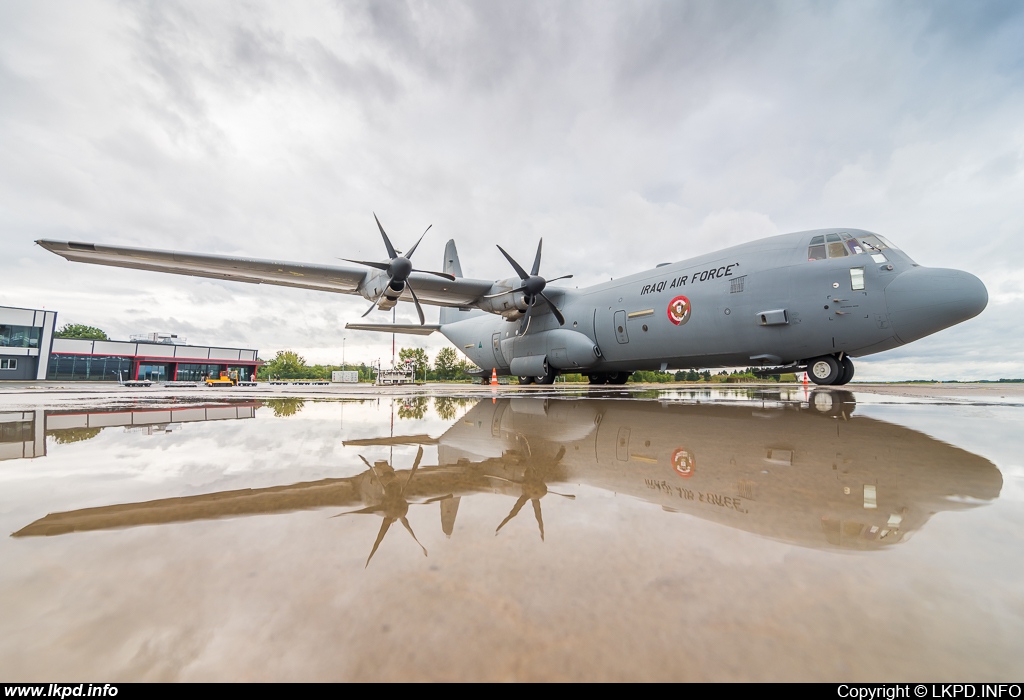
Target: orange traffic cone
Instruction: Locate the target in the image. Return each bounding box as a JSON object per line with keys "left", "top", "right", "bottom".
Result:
{"left": 490, "top": 368, "right": 499, "bottom": 386}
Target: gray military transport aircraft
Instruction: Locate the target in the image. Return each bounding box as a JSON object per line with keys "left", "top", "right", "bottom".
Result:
{"left": 37, "top": 218, "right": 988, "bottom": 384}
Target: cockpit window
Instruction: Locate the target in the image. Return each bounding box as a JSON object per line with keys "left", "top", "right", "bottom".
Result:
{"left": 826, "top": 233, "right": 848, "bottom": 258}
{"left": 808, "top": 235, "right": 826, "bottom": 261}
{"left": 809, "top": 233, "right": 852, "bottom": 260}
{"left": 809, "top": 231, "right": 899, "bottom": 261}
{"left": 855, "top": 234, "right": 898, "bottom": 253}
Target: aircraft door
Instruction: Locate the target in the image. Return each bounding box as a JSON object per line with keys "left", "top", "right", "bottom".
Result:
{"left": 491, "top": 333, "right": 506, "bottom": 369}
{"left": 614, "top": 310, "right": 629, "bottom": 344}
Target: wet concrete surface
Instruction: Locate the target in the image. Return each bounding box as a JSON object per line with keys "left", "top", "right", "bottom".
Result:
{"left": 1, "top": 384, "right": 1022, "bottom": 681}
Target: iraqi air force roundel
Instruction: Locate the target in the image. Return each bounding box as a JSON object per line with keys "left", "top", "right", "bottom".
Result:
{"left": 667, "top": 295, "right": 691, "bottom": 326}
{"left": 672, "top": 448, "right": 695, "bottom": 478}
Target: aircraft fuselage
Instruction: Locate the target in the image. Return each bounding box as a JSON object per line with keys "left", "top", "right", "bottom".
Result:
{"left": 442, "top": 228, "right": 987, "bottom": 379}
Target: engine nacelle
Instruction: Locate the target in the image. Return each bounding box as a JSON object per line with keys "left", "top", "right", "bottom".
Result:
{"left": 477, "top": 282, "right": 527, "bottom": 320}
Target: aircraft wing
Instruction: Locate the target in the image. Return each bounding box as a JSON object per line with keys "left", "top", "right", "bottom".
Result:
{"left": 35, "top": 240, "right": 495, "bottom": 306}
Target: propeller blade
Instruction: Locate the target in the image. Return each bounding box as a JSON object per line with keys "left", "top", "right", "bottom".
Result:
{"left": 342, "top": 259, "right": 390, "bottom": 271}
{"left": 365, "top": 517, "right": 394, "bottom": 567}
{"left": 373, "top": 213, "right": 397, "bottom": 259}
{"left": 532, "top": 498, "right": 544, "bottom": 541}
{"left": 483, "top": 285, "right": 525, "bottom": 299}
{"left": 361, "top": 286, "right": 390, "bottom": 318}
{"left": 519, "top": 304, "right": 533, "bottom": 336}
{"left": 496, "top": 245, "right": 529, "bottom": 280}
{"left": 402, "top": 446, "right": 424, "bottom": 493}
{"left": 546, "top": 274, "right": 574, "bottom": 283}
{"left": 333, "top": 504, "right": 385, "bottom": 517}
{"left": 530, "top": 239, "right": 543, "bottom": 277}
{"left": 548, "top": 491, "right": 576, "bottom": 499}
{"left": 495, "top": 494, "right": 530, "bottom": 535}
{"left": 416, "top": 494, "right": 455, "bottom": 505}
{"left": 399, "top": 516, "right": 428, "bottom": 557}
{"left": 538, "top": 291, "right": 565, "bottom": 325}
{"left": 406, "top": 283, "right": 426, "bottom": 326}
{"left": 404, "top": 225, "right": 432, "bottom": 259}
{"left": 359, "top": 454, "right": 386, "bottom": 489}
{"left": 554, "top": 445, "right": 566, "bottom": 463}
{"left": 412, "top": 268, "right": 457, "bottom": 281}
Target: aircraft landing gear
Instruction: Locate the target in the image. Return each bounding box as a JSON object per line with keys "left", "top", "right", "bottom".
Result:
{"left": 837, "top": 355, "right": 855, "bottom": 385}
{"left": 587, "top": 372, "right": 631, "bottom": 385}
{"left": 518, "top": 376, "right": 535, "bottom": 385}
{"left": 807, "top": 355, "right": 854, "bottom": 386}
{"left": 534, "top": 367, "right": 558, "bottom": 385}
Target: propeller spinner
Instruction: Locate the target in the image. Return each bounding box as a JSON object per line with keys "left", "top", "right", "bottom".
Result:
{"left": 344, "top": 213, "right": 455, "bottom": 325}
{"left": 495, "top": 239, "right": 573, "bottom": 335}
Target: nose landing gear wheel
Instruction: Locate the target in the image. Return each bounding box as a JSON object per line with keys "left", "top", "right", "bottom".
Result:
{"left": 808, "top": 356, "right": 841, "bottom": 385}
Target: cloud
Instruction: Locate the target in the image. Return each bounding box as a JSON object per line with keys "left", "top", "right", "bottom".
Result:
{"left": 2, "top": 0, "right": 1022, "bottom": 378}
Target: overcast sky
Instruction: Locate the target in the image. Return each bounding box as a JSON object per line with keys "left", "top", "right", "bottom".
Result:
{"left": 2, "top": 0, "right": 1022, "bottom": 379}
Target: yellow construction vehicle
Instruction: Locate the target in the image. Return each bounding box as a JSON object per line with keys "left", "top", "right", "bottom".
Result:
{"left": 205, "top": 370, "right": 238, "bottom": 387}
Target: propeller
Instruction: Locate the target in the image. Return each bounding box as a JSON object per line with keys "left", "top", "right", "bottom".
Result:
{"left": 491, "top": 444, "right": 573, "bottom": 541}
{"left": 494, "top": 239, "right": 572, "bottom": 335}
{"left": 344, "top": 213, "right": 455, "bottom": 325}
{"left": 334, "top": 446, "right": 451, "bottom": 567}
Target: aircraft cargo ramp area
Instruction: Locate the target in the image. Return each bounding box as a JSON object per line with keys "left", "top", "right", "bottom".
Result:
{"left": 0, "top": 384, "right": 1021, "bottom": 681}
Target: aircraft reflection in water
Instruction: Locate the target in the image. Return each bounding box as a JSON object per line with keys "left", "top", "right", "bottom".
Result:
{"left": 12, "top": 396, "right": 1001, "bottom": 560}
{"left": 0, "top": 402, "right": 260, "bottom": 462}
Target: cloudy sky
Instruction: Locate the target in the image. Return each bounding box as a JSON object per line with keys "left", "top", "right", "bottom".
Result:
{"left": 2, "top": 0, "right": 1022, "bottom": 379}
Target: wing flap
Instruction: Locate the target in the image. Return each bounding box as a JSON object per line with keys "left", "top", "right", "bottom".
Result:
{"left": 345, "top": 323, "right": 441, "bottom": 336}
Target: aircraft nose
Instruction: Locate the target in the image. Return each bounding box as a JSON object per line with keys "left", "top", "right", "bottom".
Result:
{"left": 884, "top": 267, "right": 988, "bottom": 344}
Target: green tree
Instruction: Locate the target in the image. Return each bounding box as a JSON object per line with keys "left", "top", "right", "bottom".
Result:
{"left": 434, "top": 396, "right": 458, "bottom": 421}
{"left": 49, "top": 427, "right": 102, "bottom": 444}
{"left": 434, "top": 347, "right": 460, "bottom": 380}
{"left": 397, "top": 396, "right": 428, "bottom": 420}
{"left": 263, "top": 398, "right": 305, "bottom": 417}
{"left": 398, "top": 347, "right": 430, "bottom": 376}
{"left": 262, "top": 350, "right": 307, "bottom": 379}
{"left": 55, "top": 324, "right": 108, "bottom": 340}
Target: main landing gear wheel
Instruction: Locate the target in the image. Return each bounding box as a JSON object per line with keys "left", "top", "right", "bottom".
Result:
{"left": 807, "top": 356, "right": 841, "bottom": 385}
{"left": 836, "top": 356, "right": 855, "bottom": 386}
{"left": 588, "top": 374, "right": 608, "bottom": 385}
{"left": 810, "top": 389, "right": 857, "bottom": 418}
{"left": 518, "top": 376, "right": 535, "bottom": 385}
{"left": 607, "top": 372, "right": 630, "bottom": 385}
{"left": 534, "top": 367, "right": 558, "bottom": 385}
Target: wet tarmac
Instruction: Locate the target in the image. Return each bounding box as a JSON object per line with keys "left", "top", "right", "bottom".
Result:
{"left": 1, "top": 384, "right": 1022, "bottom": 681}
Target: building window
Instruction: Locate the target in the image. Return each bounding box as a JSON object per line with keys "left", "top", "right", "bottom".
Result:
{"left": 46, "top": 355, "right": 131, "bottom": 381}
{"left": 0, "top": 325, "right": 40, "bottom": 348}
{"left": 0, "top": 358, "right": 17, "bottom": 370}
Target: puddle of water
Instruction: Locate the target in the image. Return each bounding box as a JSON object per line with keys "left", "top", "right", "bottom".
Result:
{"left": 1, "top": 391, "right": 1022, "bottom": 681}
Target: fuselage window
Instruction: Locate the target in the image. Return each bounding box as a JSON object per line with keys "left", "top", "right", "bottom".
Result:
{"left": 850, "top": 267, "right": 865, "bottom": 290}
